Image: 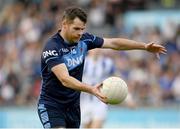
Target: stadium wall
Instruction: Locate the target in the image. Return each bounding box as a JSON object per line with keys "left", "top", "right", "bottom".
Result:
{"left": 0, "top": 107, "right": 179, "bottom": 128}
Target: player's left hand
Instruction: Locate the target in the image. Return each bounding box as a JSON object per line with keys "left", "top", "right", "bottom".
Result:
{"left": 93, "top": 83, "right": 108, "bottom": 104}
{"left": 145, "top": 42, "right": 167, "bottom": 59}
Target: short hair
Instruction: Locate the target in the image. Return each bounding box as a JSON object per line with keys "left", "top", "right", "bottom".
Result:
{"left": 62, "top": 7, "right": 87, "bottom": 23}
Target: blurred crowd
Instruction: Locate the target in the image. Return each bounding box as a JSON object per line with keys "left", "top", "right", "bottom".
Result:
{"left": 0, "top": 0, "right": 179, "bottom": 107}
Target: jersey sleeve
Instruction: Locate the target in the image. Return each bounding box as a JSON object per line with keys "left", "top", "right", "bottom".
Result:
{"left": 82, "top": 33, "right": 104, "bottom": 50}
{"left": 42, "top": 40, "right": 64, "bottom": 70}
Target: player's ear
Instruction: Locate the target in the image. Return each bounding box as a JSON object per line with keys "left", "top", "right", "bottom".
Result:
{"left": 62, "top": 22, "right": 68, "bottom": 31}
{"left": 62, "top": 19, "right": 67, "bottom": 27}
{"left": 62, "top": 19, "right": 72, "bottom": 30}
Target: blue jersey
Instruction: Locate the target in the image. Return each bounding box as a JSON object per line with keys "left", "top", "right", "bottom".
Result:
{"left": 38, "top": 31, "right": 104, "bottom": 107}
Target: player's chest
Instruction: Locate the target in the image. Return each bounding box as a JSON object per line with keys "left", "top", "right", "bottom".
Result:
{"left": 60, "top": 43, "right": 87, "bottom": 70}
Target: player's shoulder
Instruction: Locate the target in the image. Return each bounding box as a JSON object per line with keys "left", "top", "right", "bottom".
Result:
{"left": 44, "top": 33, "right": 63, "bottom": 49}
{"left": 47, "top": 33, "right": 61, "bottom": 44}
{"left": 81, "top": 32, "right": 95, "bottom": 41}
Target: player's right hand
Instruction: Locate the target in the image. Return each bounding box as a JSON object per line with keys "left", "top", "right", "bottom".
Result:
{"left": 92, "top": 83, "right": 108, "bottom": 104}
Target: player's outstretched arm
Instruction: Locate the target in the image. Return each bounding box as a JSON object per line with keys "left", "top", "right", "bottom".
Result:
{"left": 51, "top": 63, "right": 107, "bottom": 103}
{"left": 102, "top": 38, "right": 167, "bottom": 55}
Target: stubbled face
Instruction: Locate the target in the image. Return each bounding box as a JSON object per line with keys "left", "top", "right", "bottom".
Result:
{"left": 63, "top": 17, "right": 86, "bottom": 43}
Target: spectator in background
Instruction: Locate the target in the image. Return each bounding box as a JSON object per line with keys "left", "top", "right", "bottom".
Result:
{"left": 172, "top": 71, "right": 180, "bottom": 102}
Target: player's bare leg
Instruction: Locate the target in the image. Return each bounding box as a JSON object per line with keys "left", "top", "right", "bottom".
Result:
{"left": 83, "top": 121, "right": 92, "bottom": 128}
{"left": 56, "top": 127, "right": 66, "bottom": 129}
{"left": 90, "top": 119, "right": 104, "bottom": 128}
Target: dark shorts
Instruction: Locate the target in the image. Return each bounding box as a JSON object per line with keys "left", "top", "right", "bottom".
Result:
{"left": 37, "top": 103, "right": 80, "bottom": 128}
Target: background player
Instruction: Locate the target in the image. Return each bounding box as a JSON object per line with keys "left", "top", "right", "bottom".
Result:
{"left": 81, "top": 49, "right": 137, "bottom": 128}
{"left": 81, "top": 49, "right": 115, "bottom": 128}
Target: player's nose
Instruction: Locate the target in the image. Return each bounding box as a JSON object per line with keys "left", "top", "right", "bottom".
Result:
{"left": 79, "top": 30, "right": 83, "bottom": 36}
